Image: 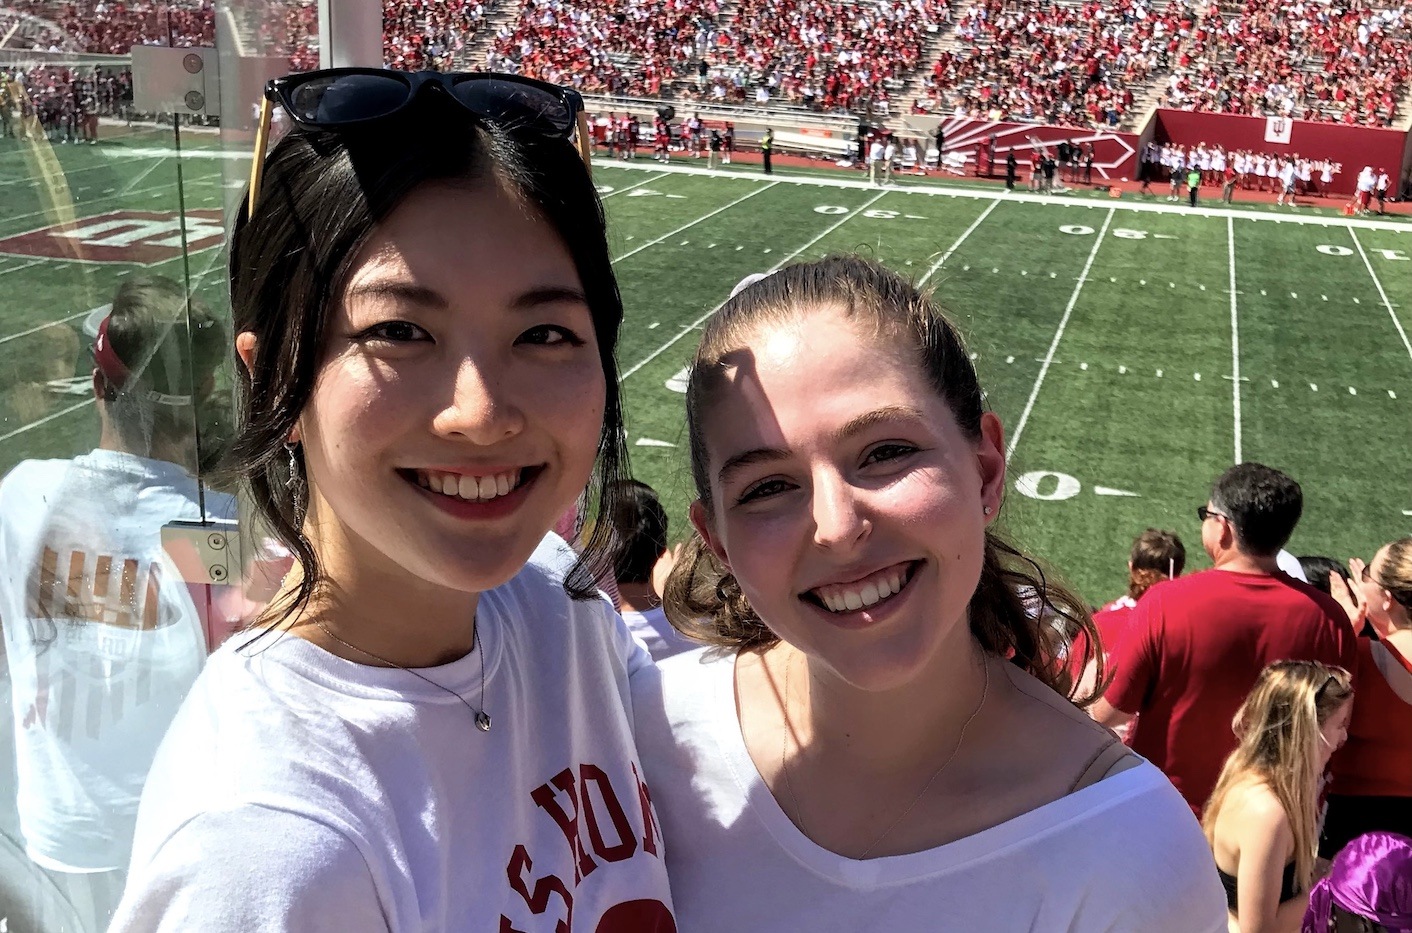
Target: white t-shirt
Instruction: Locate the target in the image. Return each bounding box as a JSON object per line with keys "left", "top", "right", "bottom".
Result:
{"left": 109, "top": 535, "right": 676, "bottom": 932}
{"left": 632, "top": 649, "right": 1227, "bottom": 932}
{"left": 621, "top": 605, "right": 697, "bottom": 663}
{"left": 0, "top": 449, "right": 236, "bottom": 872}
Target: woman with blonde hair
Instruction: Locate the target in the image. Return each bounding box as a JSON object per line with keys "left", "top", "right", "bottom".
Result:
{"left": 631, "top": 255, "right": 1226, "bottom": 931}
{"left": 1203, "top": 661, "right": 1355, "bottom": 933}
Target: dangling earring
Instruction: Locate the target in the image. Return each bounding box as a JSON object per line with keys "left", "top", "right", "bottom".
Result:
{"left": 284, "top": 441, "right": 300, "bottom": 490}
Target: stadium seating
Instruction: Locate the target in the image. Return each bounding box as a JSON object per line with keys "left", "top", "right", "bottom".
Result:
{"left": 4, "top": 1, "right": 213, "bottom": 53}
{"left": 487, "top": 0, "right": 723, "bottom": 95}
{"left": 1161, "top": 0, "right": 1410, "bottom": 126}
{"left": 688, "top": 0, "right": 949, "bottom": 112}
{"left": 914, "top": 0, "right": 1187, "bottom": 127}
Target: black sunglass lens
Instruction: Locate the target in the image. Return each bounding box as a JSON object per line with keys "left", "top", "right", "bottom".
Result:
{"left": 288, "top": 74, "right": 409, "bottom": 124}
{"left": 451, "top": 80, "right": 573, "bottom": 136}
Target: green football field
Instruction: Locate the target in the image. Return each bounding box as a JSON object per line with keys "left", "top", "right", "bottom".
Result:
{"left": 1, "top": 129, "right": 1410, "bottom": 605}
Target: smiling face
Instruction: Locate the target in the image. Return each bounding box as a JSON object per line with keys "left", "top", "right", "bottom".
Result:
{"left": 295, "top": 179, "right": 606, "bottom": 598}
{"left": 691, "top": 309, "right": 1006, "bottom": 691}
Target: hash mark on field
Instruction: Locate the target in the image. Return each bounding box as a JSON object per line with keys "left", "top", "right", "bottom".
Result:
{"left": 1157, "top": 369, "right": 1163, "bottom": 377}
{"left": 1310, "top": 383, "right": 1318, "bottom": 391}
{"left": 648, "top": 322, "right": 660, "bottom": 329}
{"left": 1272, "top": 380, "right": 1279, "bottom": 388}
{"left": 1349, "top": 387, "right": 1357, "bottom": 395}
{"left": 1353, "top": 297, "right": 1360, "bottom": 304}
{"left": 763, "top": 248, "right": 772, "bottom": 253}
{"left": 1139, "top": 279, "right": 1146, "bottom": 285}
{"left": 1118, "top": 365, "right": 1127, "bottom": 374}
{"left": 1079, "top": 362, "right": 1088, "bottom": 371}
{"left": 1261, "top": 289, "right": 1267, "bottom": 296}
{"left": 1391, "top": 390, "right": 1398, "bottom": 399}
{"left": 1006, "top": 356, "right": 1015, "bottom": 364}
{"left": 1322, "top": 295, "right": 1328, "bottom": 301}
{"left": 1169, "top": 282, "right": 1175, "bottom": 288}
{"left": 1194, "top": 373, "right": 1202, "bottom": 381}
{"left": 1007, "top": 207, "right": 1114, "bottom": 461}
{"left": 1049, "top": 272, "right": 1056, "bottom": 278}
{"left": 1199, "top": 284, "right": 1207, "bottom": 291}
{"left": 1291, "top": 292, "right": 1298, "bottom": 299}
{"left": 735, "top": 246, "right": 744, "bottom": 251}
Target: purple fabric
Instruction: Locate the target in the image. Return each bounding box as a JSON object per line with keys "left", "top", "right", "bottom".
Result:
{"left": 1302, "top": 832, "right": 1412, "bottom": 933}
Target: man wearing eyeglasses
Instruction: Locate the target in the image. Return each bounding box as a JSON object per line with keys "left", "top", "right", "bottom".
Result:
{"left": 1090, "top": 463, "right": 1358, "bottom": 814}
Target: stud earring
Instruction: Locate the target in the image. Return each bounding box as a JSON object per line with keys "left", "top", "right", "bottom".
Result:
{"left": 983, "top": 506, "right": 993, "bottom": 516}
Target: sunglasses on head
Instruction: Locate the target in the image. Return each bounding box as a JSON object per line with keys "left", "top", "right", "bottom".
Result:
{"left": 248, "top": 68, "right": 591, "bottom": 215}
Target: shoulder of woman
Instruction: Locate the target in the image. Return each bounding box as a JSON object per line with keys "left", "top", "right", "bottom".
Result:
{"left": 115, "top": 806, "right": 385, "bottom": 933}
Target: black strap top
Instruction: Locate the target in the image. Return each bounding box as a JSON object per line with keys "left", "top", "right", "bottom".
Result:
{"left": 1217, "top": 861, "right": 1299, "bottom": 911}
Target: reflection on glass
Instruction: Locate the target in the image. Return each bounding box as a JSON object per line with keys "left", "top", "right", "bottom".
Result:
{"left": 0, "top": 276, "right": 232, "bottom": 933}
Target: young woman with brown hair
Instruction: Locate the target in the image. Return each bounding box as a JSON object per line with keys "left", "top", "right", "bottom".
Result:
{"left": 631, "top": 255, "right": 1227, "bottom": 931}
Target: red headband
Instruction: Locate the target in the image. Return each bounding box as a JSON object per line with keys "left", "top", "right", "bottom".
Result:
{"left": 93, "top": 314, "right": 131, "bottom": 390}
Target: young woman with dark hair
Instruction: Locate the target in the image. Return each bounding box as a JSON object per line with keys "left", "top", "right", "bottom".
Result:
{"left": 109, "top": 70, "right": 674, "bottom": 931}
{"left": 631, "top": 255, "right": 1226, "bottom": 930}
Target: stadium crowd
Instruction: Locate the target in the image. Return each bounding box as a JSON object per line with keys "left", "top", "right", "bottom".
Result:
{"left": 1162, "top": 0, "right": 1412, "bottom": 126}
{"left": 684, "top": 0, "right": 948, "bottom": 113}
{"left": 383, "top": 0, "right": 486, "bottom": 71}
{"left": 487, "top": 0, "right": 723, "bottom": 95}
{"left": 912, "top": 0, "right": 1192, "bottom": 128}
{"left": 3, "top": 0, "right": 213, "bottom": 53}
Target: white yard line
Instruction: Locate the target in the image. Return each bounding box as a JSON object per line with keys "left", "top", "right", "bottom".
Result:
{"left": 1227, "top": 216, "right": 1243, "bottom": 464}
{"left": 599, "top": 172, "right": 670, "bottom": 199}
{"left": 0, "top": 308, "right": 90, "bottom": 345}
{"left": 0, "top": 398, "right": 93, "bottom": 444}
{"left": 613, "top": 182, "right": 777, "bottom": 264}
{"left": 918, "top": 198, "right": 1001, "bottom": 286}
{"left": 0, "top": 259, "right": 45, "bottom": 278}
{"left": 621, "top": 189, "right": 890, "bottom": 381}
{"left": 1006, "top": 207, "right": 1115, "bottom": 461}
{"left": 115, "top": 155, "right": 171, "bottom": 197}
{"left": 1349, "top": 229, "right": 1412, "bottom": 364}
{"left": 592, "top": 159, "right": 1412, "bottom": 232}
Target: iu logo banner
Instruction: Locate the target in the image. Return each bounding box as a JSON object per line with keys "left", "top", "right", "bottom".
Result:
{"left": 1264, "top": 116, "right": 1293, "bottom": 145}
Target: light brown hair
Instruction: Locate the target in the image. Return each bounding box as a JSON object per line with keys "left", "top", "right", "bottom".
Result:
{"left": 1202, "top": 661, "right": 1354, "bottom": 894}
{"left": 661, "top": 254, "right": 1102, "bottom": 702}
{"left": 1373, "top": 537, "right": 1412, "bottom": 610}
{"left": 1127, "top": 528, "right": 1185, "bottom": 600}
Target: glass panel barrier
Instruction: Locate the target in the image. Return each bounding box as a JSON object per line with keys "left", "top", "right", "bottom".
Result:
{"left": 0, "top": 3, "right": 318, "bottom": 929}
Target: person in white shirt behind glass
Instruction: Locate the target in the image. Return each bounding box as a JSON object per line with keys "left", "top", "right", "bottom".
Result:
{"left": 0, "top": 274, "right": 233, "bottom": 933}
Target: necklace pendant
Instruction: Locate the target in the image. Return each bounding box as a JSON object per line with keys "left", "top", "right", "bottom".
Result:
{"left": 475, "top": 711, "right": 492, "bottom": 732}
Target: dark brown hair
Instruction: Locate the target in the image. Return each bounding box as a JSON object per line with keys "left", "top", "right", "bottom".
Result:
{"left": 662, "top": 254, "right": 1102, "bottom": 703}
{"left": 226, "top": 94, "right": 629, "bottom": 628}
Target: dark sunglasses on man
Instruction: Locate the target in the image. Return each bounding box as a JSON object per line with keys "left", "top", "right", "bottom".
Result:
{"left": 248, "top": 68, "right": 591, "bottom": 215}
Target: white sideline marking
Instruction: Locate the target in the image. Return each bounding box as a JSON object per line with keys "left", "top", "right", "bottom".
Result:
{"left": 621, "top": 191, "right": 889, "bottom": 381}
{"left": 1349, "top": 229, "right": 1412, "bottom": 365}
{"left": 592, "top": 159, "right": 1412, "bottom": 231}
{"left": 1006, "top": 207, "right": 1115, "bottom": 461}
{"left": 919, "top": 198, "right": 1000, "bottom": 285}
{"left": 0, "top": 398, "right": 93, "bottom": 443}
{"left": 635, "top": 438, "right": 676, "bottom": 448}
{"left": 1227, "top": 216, "right": 1243, "bottom": 464}
{"left": 1094, "top": 486, "right": 1140, "bottom": 497}
{"left": 613, "top": 182, "right": 776, "bottom": 264}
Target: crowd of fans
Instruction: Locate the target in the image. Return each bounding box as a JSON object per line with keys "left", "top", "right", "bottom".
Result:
{"left": 913, "top": 0, "right": 1194, "bottom": 128}
{"left": 384, "top": 0, "right": 485, "bottom": 71}
{"left": 683, "top": 0, "right": 948, "bottom": 113}
{"left": 4, "top": 1, "right": 213, "bottom": 53}
{"left": 488, "top": 0, "right": 722, "bottom": 96}
{"left": 1162, "top": 0, "right": 1412, "bottom": 126}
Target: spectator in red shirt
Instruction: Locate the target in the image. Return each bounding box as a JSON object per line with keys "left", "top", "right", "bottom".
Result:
{"left": 1090, "top": 463, "right": 1358, "bottom": 814}
{"left": 1071, "top": 528, "right": 1185, "bottom": 701}
{"left": 1321, "top": 538, "right": 1412, "bottom": 858}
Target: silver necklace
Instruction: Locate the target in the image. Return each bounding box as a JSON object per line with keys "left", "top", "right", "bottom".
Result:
{"left": 312, "top": 618, "right": 492, "bottom": 732}
{"left": 779, "top": 652, "right": 989, "bottom": 858}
